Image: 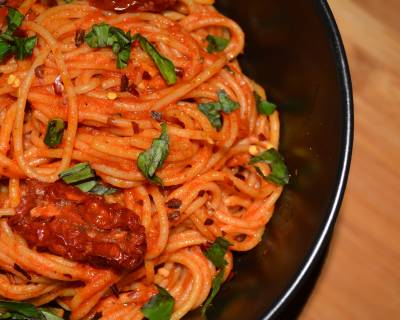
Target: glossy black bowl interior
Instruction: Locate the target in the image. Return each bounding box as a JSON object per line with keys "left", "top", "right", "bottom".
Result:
{"left": 187, "top": 0, "right": 353, "bottom": 319}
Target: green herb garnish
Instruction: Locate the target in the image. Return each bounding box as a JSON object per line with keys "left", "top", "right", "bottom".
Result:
{"left": 59, "top": 163, "right": 95, "bottom": 186}
{"left": 59, "top": 163, "right": 119, "bottom": 194}
{"left": 249, "top": 148, "right": 290, "bottom": 185}
{"left": 40, "top": 310, "right": 64, "bottom": 320}
{"left": 44, "top": 119, "right": 65, "bottom": 148}
{"left": 6, "top": 8, "right": 24, "bottom": 34}
{"left": 135, "top": 34, "right": 177, "bottom": 85}
{"left": 88, "top": 182, "right": 118, "bottom": 196}
{"left": 13, "top": 36, "right": 37, "bottom": 60}
{"left": 201, "top": 237, "right": 232, "bottom": 314}
{"left": 85, "top": 23, "right": 111, "bottom": 48}
{"left": 218, "top": 90, "right": 240, "bottom": 112}
{"left": 0, "top": 8, "right": 37, "bottom": 62}
{"left": 85, "top": 23, "right": 132, "bottom": 69}
{"left": 206, "top": 35, "right": 230, "bottom": 53}
{"left": 0, "top": 301, "right": 63, "bottom": 320}
{"left": 137, "top": 123, "right": 169, "bottom": 185}
{"left": 199, "top": 90, "right": 240, "bottom": 130}
{"left": 141, "top": 285, "right": 175, "bottom": 320}
{"left": 254, "top": 91, "right": 277, "bottom": 115}
{"left": 85, "top": 24, "right": 177, "bottom": 79}
{"left": 204, "top": 237, "right": 231, "bottom": 269}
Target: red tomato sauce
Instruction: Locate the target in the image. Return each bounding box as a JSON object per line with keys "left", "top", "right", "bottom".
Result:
{"left": 9, "top": 180, "right": 146, "bottom": 271}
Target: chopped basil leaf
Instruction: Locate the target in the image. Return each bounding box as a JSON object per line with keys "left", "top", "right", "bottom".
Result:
{"left": 204, "top": 237, "right": 232, "bottom": 269}
{"left": 141, "top": 285, "right": 175, "bottom": 320}
{"left": 13, "top": 36, "right": 37, "bottom": 60}
{"left": 59, "top": 163, "right": 119, "bottom": 194}
{"left": 74, "top": 180, "right": 97, "bottom": 192}
{"left": 85, "top": 23, "right": 111, "bottom": 48}
{"left": 89, "top": 182, "right": 118, "bottom": 196}
{"left": 135, "top": 34, "right": 177, "bottom": 85}
{"left": 40, "top": 310, "right": 64, "bottom": 320}
{"left": 44, "top": 119, "right": 65, "bottom": 148}
{"left": 85, "top": 24, "right": 132, "bottom": 69}
{"left": 137, "top": 123, "right": 169, "bottom": 185}
{"left": 199, "top": 102, "right": 222, "bottom": 129}
{"left": 59, "top": 162, "right": 96, "bottom": 185}
{"left": 201, "top": 269, "right": 224, "bottom": 315}
{"left": 64, "top": 0, "right": 74, "bottom": 3}
{"left": 198, "top": 90, "right": 239, "bottom": 130}
{"left": 85, "top": 25, "right": 177, "bottom": 74}
{"left": 0, "top": 301, "right": 62, "bottom": 320}
{"left": 0, "top": 38, "right": 12, "bottom": 62}
{"left": 254, "top": 91, "right": 276, "bottom": 116}
{"left": 201, "top": 237, "right": 232, "bottom": 314}
{"left": 116, "top": 46, "right": 131, "bottom": 69}
{"left": 249, "top": 148, "right": 290, "bottom": 185}
{"left": 218, "top": 90, "right": 239, "bottom": 113}
{"left": 0, "top": 9, "right": 37, "bottom": 62}
{"left": 0, "top": 301, "right": 42, "bottom": 319}
{"left": 110, "top": 27, "right": 131, "bottom": 48}
{"left": 6, "top": 8, "right": 24, "bottom": 34}
{"left": 206, "top": 35, "right": 230, "bottom": 53}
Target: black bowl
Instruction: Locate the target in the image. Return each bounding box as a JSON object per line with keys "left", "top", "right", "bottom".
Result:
{"left": 187, "top": 0, "right": 353, "bottom": 319}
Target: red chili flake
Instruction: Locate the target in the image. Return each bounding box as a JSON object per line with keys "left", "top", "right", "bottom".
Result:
{"left": 13, "top": 28, "right": 27, "bottom": 38}
{"left": 234, "top": 173, "right": 245, "bottom": 180}
{"left": 234, "top": 234, "right": 247, "bottom": 242}
{"left": 133, "top": 39, "right": 140, "bottom": 47}
{"left": 200, "top": 241, "right": 212, "bottom": 252}
{"left": 132, "top": 121, "right": 140, "bottom": 134}
{"left": 53, "top": 75, "right": 64, "bottom": 96}
{"left": 151, "top": 111, "right": 163, "bottom": 122}
{"left": 142, "top": 70, "right": 151, "bottom": 80}
{"left": 120, "top": 74, "right": 129, "bottom": 92}
{"left": 13, "top": 263, "right": 31, "bottom": 281}
{"left": 75, "top": 28, "right": 85, "bottom": 47}
{"left": 168, "top": 210, "right": 180, "bottom": 222}
{"left": 204, "top": 218, "right": 214, "bottom": 226}
{"left": 70, "top": 280, "right": 85, "bottom": 288}
{"left": 92, "top": 312, "right": 103, "bottom": 320}
{"left": 5, "top": 273, "right": 16, "bottom": 285}
{"left": 205, "top": 202, "right": 215, "bottom": 213}
{"left": 166, "top": 198, "right": 182, "bottom": 209}
{"left": 47, "top": 0, "right": 58, "bottom": 6}
{"left": 128, "top": 84, "right": 139, "bottom": 96}
{"left": 110, "top": 284, "right": 120, "bottom": 298}
{"left": 175, "top": 67, "right": 184, "bottom": 77}
{"left": 126, "top": 289, "right": 140, "bottom": 300}
{"left": 34, "top": 65, "right": 45, "bottom": 79}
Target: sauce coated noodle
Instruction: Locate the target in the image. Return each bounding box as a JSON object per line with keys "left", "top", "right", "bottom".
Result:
{"left": 0, "top": 0, "right": 285, "bottom": 319}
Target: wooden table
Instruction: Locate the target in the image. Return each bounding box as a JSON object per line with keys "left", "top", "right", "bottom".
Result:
{"left": 299, "top": 0, "right": 400, "bottom": 319}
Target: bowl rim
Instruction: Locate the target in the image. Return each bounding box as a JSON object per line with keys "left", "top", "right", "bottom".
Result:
{"left": 262, "top": 1, "right": 354, "bottom": 319}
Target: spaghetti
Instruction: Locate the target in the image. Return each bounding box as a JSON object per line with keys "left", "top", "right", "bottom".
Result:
{"left": 0, "top": 0, "right": 288, "bottom": 319}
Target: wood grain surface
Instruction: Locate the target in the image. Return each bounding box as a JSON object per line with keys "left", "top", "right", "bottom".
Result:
{"left": 300, "top": 0, "right": 400, "bottom": 319}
